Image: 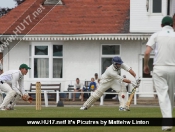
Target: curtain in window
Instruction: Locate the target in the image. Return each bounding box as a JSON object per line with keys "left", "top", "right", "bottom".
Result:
{"left": 37, "top": 58, "right": 49, "bottom": 78}
{"left": 53, "top": 58, "right": 62, "bottom": 78}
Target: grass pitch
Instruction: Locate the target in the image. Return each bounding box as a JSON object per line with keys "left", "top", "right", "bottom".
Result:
{"left": 0, "top": 105, "right": 174, "bottom": 132}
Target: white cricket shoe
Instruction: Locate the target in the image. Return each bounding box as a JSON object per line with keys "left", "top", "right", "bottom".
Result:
{"left": 112, "top": 96, "right": 118, "bottom": 100}
{"left": 6, "top": 107, "right": 14, "bottom": 110}
{"left": 0, "top": 106, "right": 7, "bottom": 111}
{"left": 162, "top": 126, "right": 172, "bottom": 131}
{"left": 6, "top": 104, "right": 14, "bottom": 110}
{"left": 119, "top": 107, "right": 130, "bottom": 111}
{"left": 162, "top": 129, "right": 172, "bottom": 131}
{"left": 80, "top": 106, "right": 87, "bottom": 110}
{"left": 125, "top": 107, "right": 130, "bottom": 111}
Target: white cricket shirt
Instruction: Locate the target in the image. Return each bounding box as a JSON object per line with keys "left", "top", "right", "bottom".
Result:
{"left": 100, "top": 63, "right": 131, "bottom": 83}
{"left": 147, "top": 26, "right": 175, "bottom": 66}
{"left": 0, "top": 70, "right": 25, "bottom": 95}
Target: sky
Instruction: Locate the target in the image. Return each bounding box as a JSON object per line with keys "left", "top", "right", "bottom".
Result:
{"left": 0, "top": 0, "right": 16, "bottom": 8}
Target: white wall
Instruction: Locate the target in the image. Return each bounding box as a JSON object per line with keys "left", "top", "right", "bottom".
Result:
{"left": 2, "top": 40, "right": 31, "bottom": 90}
{"left": 130, "top": 0, "right": 167, "bottom": 33}
{"left": 63, "top": 40, "right": 101, "bottom": 89}
{"left": 2, "top": 39, "right": 146, "bottom": 93}
{"left": 64, "top": 40, "right": 100, "bottom": 81}
{"left": 172, "top": 0, "right": 175, "bottom": 15}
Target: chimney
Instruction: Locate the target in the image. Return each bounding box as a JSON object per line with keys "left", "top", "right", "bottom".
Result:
{"left": 44, "top": 0, "right": 63, "bottom": 5}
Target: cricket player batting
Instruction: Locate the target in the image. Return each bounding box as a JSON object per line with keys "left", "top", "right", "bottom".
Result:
{"left": 80, "top": 56, "right": 139, "bottom": 111}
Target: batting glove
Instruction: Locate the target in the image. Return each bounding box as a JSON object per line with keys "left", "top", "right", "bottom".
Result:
{"left": 131, "top": 81, "right": 139, "bottom": 88}
{"left": 136, "top": 77, "right": 141, "bottom": 85}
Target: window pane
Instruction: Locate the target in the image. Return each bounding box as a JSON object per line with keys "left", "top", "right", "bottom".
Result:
{"left": 53, "top": 58, "right": 62, "bottom": 78}
{"left": 142, "top": 58, "right": 153, "bottom": 78}
{"left": 34, "top": 58, "right": 49, "bottom": 78}
{"left": 101, "top": 58, "right": 112, "bottom": 74}
{"left": 53, "top": 45, "right": 63, "bottom": 56}
{"left": 35, "top": 46, "right": 48, "bottom": 55}
{"left": 153, "top": 0, "right": 161, "bottom": 13}
{"left": 102, "top": 45, "right": 120, "bottom": 55}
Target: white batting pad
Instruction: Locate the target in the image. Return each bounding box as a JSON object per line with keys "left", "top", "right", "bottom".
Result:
{"left": 83, "top": 89, "right": 103, "bottom": 109}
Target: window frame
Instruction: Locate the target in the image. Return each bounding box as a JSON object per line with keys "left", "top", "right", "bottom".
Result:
{"left": 29, "top": 43, "right": 63, "bottom": 79}
{"left": 52, "top": 45, "right": 63, "bottom": 78}
{"left": 100, "top": 44, "right": 121, "bottom": 74}
{"left": 147, "top": 0, "right": 163, "bottom": 16}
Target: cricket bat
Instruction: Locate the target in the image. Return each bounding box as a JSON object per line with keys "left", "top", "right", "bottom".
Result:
{"left": 126, "top": 78, "right": 141, "bottom": 109}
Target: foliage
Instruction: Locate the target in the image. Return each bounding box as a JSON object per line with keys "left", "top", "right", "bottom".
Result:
{"left": 0, "top": 0, "right": 25, "bottom": 17}
{"left": 14, "top": 0, "right": 25, "bottom": 6}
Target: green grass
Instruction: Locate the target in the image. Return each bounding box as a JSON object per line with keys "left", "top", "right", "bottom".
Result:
{"left": 0, "top": 106, "right": 174, "bottom": 132}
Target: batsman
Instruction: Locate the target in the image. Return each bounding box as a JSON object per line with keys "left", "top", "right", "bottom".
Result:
{"left": 80, "top": 56, "right": 140, "bottom": 111}
{"left": 0, "top": 64, "right": 32, "bottom": 110}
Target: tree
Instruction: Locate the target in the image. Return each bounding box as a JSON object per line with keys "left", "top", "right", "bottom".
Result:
{"left": 0, "top": 0, "right": 25, "bottom": 17}
{"left": 14, "top": 0, "right": 25, "bottom": 6}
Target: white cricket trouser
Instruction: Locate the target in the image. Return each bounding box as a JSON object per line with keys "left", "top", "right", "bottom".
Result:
{"left": 153, "top": 66, "right": 175, "bottom": 118}
{"left": 100, "top": 80, "right": 127, "bottom": 108}
{"left": 0, "top": 83, "right": 12, "bottom": 93}
{"left": 0, "top": 83, "right": 16, "bottom": 108}
{"left": 7, "top": 94, "right": 21, "bottom": 109}
{"left": 0, "top": 89, "right": 3, "bottom": 104}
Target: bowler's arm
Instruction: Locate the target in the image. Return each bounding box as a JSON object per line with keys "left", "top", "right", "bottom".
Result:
{"left": 144, "top": 46, "right": 153, "bottom": 74}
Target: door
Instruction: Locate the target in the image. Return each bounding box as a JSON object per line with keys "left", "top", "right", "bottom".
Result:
{"left": 139, "top": 55, "right": 154, "bottom": 97}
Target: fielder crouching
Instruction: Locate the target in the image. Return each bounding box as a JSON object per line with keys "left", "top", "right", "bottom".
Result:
{"left": 80, "top": 56, "right": 139, "bottom": 111}
{"left": 0, "top": 64, "right": 32, "bottom": 110}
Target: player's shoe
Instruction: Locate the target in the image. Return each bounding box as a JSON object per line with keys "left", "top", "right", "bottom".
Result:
{"left": 119, "top": 107, "right": 130, "bottom": 111}
{"left": 80, "top": 106, "right": 87, "bottom": 110}
{"left": 0, "top": 106, "right": 7, "bottom": 111}
{"left": 162, "top": 128, "right": 172, "bottom": 131}
{"left": 162, "top": 126, "right": 172, "bottom": 131}
{"left": 119, "top": 107, "right": 125, "bottom": 111}
{"left": 6, "top": 104, "right": 15, "bottom": 110}
{"left": 6, "top": 107, "right": 15, "bottom": 110}
{"left": 112, "top": 96, "right": 118, "bottom": 100}
{"left": 125, "top": 107, "right": 130, "bottom": 111}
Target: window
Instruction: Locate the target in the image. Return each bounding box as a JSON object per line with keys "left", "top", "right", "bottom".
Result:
{"left": 44, "top": 0, "right": 63, "bottom": 5}
{"left": 167, "top": 0, "right": 170, "bottom": 15}
{"left": 29, "top": 44, "right": 63, "bottom": 78}
{"left": 102, "top": 45, "right": 120, "bottom": 55}
{"left": 152, "top": 0, "right": 162, "bottom": 13}
{"left": 52, "top": 45, "right": 63, "bottom": 78}
{"left": 147, "top": 0, "right": 162, "bottom": 15}
{"left": 101, "top": 45, "right": 120, "bottom": 74}
{"left": 35, "top": 46, "right": 48, "bottom": 55}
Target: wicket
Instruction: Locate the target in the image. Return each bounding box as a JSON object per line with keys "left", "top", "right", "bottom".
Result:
{"left": 36, "top": 82, "right": 41, "bottom": 110}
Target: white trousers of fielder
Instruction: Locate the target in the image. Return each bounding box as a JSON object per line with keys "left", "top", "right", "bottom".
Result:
{"left": 0, "top": 83, "right": 17, "bottom": 109}
{"left": 153, "top": 66, "right": 175, "bottom": 118}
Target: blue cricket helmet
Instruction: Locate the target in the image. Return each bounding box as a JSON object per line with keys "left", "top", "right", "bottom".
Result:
{"left": 112, "top": 56, "right": 123, "bottom": 65}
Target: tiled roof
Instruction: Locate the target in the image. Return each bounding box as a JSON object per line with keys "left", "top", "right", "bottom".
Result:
{"left": 0, "top": 0, "right": 130, "bottom": 35}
